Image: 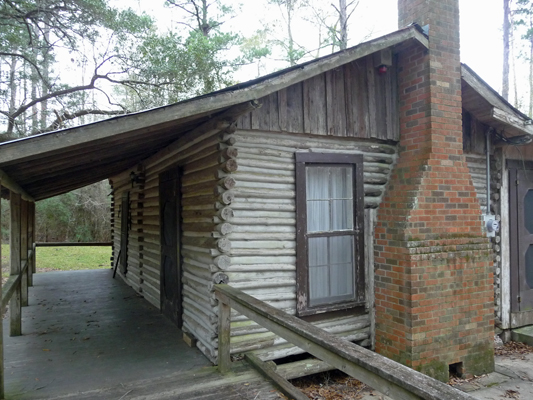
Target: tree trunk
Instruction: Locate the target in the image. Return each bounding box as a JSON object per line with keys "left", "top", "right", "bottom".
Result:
{"left": 31, "top": 45, "right": 39, "bottom": 133}
{"left": 339, "top": 0, "right": 348, "bottom": 50}
{"left": 7, "top": 55, "right": 18, "bottom": 138}
{"left": 286, "top": 1, "right": 296, "bottom": 65}
{"left": 40, "top": 18, "right": 51, "bottom": 131}
{"left": 530, "top": 35, "right": 533, "bottom": 116}
{"left": 503, "top": 0, "right": 511, "bottom": 100}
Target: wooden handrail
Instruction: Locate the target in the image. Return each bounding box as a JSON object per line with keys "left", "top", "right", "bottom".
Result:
{"left": 34, "top": 242, "right": 112, "bottom": 247}
{"left": 1, "top": 249, "right": 31, "bottom": 310}
{"left": 214, "top": 284, "right": 476, "bottom": 400}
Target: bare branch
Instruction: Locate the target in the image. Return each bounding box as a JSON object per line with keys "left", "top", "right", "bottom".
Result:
{"left": 43, "top": 109, "right": 127, "bottom": 132}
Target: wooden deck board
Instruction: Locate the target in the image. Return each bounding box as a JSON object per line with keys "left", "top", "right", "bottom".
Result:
{"left": 42, "top": 363, "right": 283, "bottom": 400}
{"left": 3, "top": 270, "right": 282, "bottom": 400}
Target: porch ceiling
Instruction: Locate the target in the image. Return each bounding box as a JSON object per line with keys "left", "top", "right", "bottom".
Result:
{"left": 0, "top": 106, "right": 228, "bottom": 200}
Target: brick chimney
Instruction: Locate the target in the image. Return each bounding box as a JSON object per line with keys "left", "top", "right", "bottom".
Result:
{"left": 374, "top": 0, "right": 495, "bottom": 381}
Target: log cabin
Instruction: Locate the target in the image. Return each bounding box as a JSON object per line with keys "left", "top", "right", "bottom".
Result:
{"left": 1, "top": 0, "right": 533, "bottom": 384}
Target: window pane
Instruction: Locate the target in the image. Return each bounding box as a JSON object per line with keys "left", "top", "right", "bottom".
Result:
{"left": 309, "top": 265, "right": 329, "bottom": 305}
{"left": 331, "top": 167, "right": 352, "bottom": 198}
{"left": 309, "top": 237, "right": 328, "bottom": 267}
{"left": 308, "top": 236, "right": 355, "bottom": 306}
{"left": 307, "top": 200, "right": 329, "bottom": 232}
{"left": 331, "top": 199, "right": 353, "bottom": 230}
{"left": 330, "top": 236, "right": 355, "bottom": 301}
{"left": 331, "top": 263, "right": 354, "bottom": 299}
{"left": 309, "top": 237, "right": 329, "bottom": 305}
{"left": 306, "top": 167, "right": 329, "bottom": 200}
{"left": 330, "top": 235, "right": 353, "bottom": 264}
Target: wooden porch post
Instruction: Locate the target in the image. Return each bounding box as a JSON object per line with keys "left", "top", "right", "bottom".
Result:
{"left": 27, "top": 202, "right": 35, "bottom": 287}
{"left": 10, "top": 192, "right": 22, "bottom": 337}
{"left": 0, "top": 182, "right": 5, "bottom": 399}
{"left": 216, "top": 292, "right": 232, "bottom": 374}
{"left": 20, "top": 200, "right": 28, "bottom": 307}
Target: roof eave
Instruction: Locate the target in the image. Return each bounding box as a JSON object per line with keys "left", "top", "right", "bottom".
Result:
{"left": 0, "top": 25, "right": 429, "bottom": 167}
{"left": 461, "top": 64, "right": 533, "bottom": 137}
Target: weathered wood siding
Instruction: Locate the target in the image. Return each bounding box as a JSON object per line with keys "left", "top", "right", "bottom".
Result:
{"left": 110, "top": 169, "right": 145, "bottom": 295}
{"left": 108, "top": 55, "right": 401, "bottom": 363}
{"left": 463, "top": 110, "right": 503, "bottom": 328}
{"left": 219, "top": 130, "right": 396, "bottom": 360}
{"left": 110, "top": 125, "right": 237, "bottom": 362}
{"left": 237, "top": 55, "right": 399, "bottom": 141}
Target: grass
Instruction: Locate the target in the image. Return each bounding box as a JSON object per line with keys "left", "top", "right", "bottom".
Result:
{"left": 1, "top": 244, "right": 111, "bottom": 278}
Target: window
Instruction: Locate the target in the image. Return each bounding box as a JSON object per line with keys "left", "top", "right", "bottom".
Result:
{"left": 295, "top": 153, "right": 365, "bottom": 316}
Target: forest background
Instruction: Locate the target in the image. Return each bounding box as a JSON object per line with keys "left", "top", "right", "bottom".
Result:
{"left": 0, "top": 0, "right": 530, "bottom": 242}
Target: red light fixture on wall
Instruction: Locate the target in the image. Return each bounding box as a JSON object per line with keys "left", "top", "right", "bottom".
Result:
{"left": 374, "top": 49, "right": 392, "bottom": 76}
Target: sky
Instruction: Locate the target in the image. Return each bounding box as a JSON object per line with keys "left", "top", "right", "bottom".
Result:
{"left": 132, "top": 0, "right": 507, "bottom": 95}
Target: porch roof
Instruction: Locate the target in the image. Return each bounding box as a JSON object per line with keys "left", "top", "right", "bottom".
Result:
{"left": 461, "top": 63, "right": 533, "bottom": 138}
{"left": 0, "top": 26, "right": 428, "bottom": 202}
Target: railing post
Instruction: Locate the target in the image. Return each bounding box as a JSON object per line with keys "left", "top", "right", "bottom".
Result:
{"left": 20, "top": 200, "right": 28, "bottom": 307}
{"left": 10, "top": 192, "right": 22, "bottom": 337}
{"left": 216, "top": 291, "right": 232, "bottom": 374}
{"left": 0, "top": 180, "right": 5, "bottom": 399}
{"left": 28, "top": 202, "right": 35, "bottom": 287}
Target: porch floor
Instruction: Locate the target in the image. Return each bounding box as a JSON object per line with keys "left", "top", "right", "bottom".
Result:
{"left": 3, "top": 270, "right": 281, "bottom": 399}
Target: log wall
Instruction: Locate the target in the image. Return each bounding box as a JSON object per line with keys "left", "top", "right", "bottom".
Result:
{"left": 219, "top": 129, "right": 397, "bottom": 360}
{"left": 110, "top": 167, "right": 145, "bottom": 296}
{"left": 463, "top": 110, "right": 504, "bottom": 328}
{"left": 108, "top": 56, "right": 401, "bottom": 363}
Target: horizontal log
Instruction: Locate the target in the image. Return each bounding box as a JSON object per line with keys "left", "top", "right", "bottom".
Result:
{"left": 224, "top": 263, "right": 295, "bottom": 272}
{"left": 184, "top": 284, "right": 217, "bottom": 307}
{"left": 35, "top": 242, "right": 112, "bottom": 247}
{"left": 238, "top": 158, "right": 294, "bottom": 171}
{"left": 185, "top": 158, "right": 238, "bottom": 176}
{"left": 228, "top": 248, "right": 295, "bottom": 257}
{"left": 231, "top": 225, "right": 295, "bottom": 233}
{"left": 233, "top": 172, "right": 295, "bottom": 185}
{"left": 182, "top": 236, "right": 231, "bottom": 253}
{"left": 229, "top": 199, "right": 295, "bottom": 212}
{"left": 232, "top": 187, "right": 295, "bottom": 199}
{"left": 236, "top": 164, "right": 294, "bottom": 176}
{"left": 226, "top": 271, "right": 294, "bottom": 281}
{"left": 182, "top": 164, "right": 228, "bottom": 186}
{"left": 235, "top": 180, "right": 294, "bottom": 191}
{"left": 231, "top": 132, "right": 397, "bottom": 155}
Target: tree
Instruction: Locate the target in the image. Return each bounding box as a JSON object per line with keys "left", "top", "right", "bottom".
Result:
{"left": 332, "top": 0, "right": 359, "bottom": 50}
{"left": 514, "top": 0, "right": 533, "bottom": 115}
{"left": 163, "top": 0, "right": 255, "bottom": 96}
{"left": 268, "top": 0, "right": 307, "bottom": 66}
{"left": 0, "top": 0, "right": 154, "bottom": 139}
{"left": 503, "top": 0, "right": 511, "bottom": 100}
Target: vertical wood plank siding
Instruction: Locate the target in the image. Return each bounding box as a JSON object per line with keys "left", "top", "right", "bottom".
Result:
{"left": 237, "top": 56, "right": 399, "bottom": 141}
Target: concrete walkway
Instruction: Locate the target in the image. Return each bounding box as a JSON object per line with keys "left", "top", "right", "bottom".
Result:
{"left": 455, "top": 353, "right": 533, "bottom": 399}
{"left": 359, "top": 350, "right": 533, "bottom": 400}
{"left": 3, "top": 270, "right": 213, "bottom": 399}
